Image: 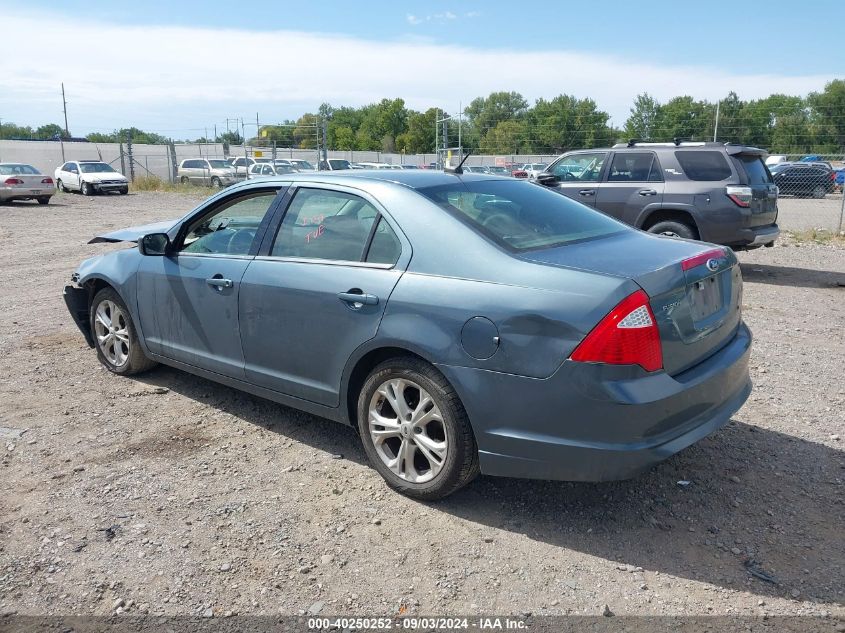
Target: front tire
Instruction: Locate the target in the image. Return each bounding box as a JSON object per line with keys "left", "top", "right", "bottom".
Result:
{"left": 119, "top": 187, "right": 129, "bottom": 195}
{"left": 81, "top": 182, "right": 92, "bottom": 196}
{"left": 211, "top": 176, "right": 222, "bottom": 187}
{"left": 812, "top": 185, "right": 827, "bottom": 199}
{"left": 357, "top": 358, "right": 479, "bottom": 500}
{"left": 647, "top": 219, "right": 697, "bottom": 240}
{"left": 180, "top": 176, "right": 190, "bottom": 185}
{"left": 90, "top": 288, "right": 157, "bottom": 375}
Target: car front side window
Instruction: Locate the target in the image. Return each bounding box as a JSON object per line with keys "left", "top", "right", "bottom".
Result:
{"left": 180, "top": 191, "right": 279, "bottom": 256}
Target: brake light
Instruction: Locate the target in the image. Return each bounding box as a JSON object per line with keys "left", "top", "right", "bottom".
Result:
{"left": 41, "top": 177, "right": 53, "bottom": 184}
{"left": 4, "top": 177, "right": 23, "bottom": 185}
{"left": 570, "top": 289, "right": 663, "bottom": 372}
{"left": 726, "top": 185, "right": 752, "bottom": 207}
{"left": 681, "top": 247, "right": 727, "bottom": 271}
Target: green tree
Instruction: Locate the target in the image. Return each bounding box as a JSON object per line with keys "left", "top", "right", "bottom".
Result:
{"left": 529, "top": 95, "right": 612, "bottom": 151}
{"left": 0, "top": 122, "right": 35, "bottom": 139}
{"left": 808, "top": 79, "right": 845, "bottom": 152}
{"left": 465, "top": 91, "right": 529, "bottom": 139}
{"left": 480, "top": 120, "right": 529, "bottom": 154}
{"left": 624, "top": 93, "right": 660, "bottom": 140}
{"left": 34, "top": 124, "right": 67, "bottom": 140}
{"left": 293, "top": 114, "right": 319, "bottom": 149}
{"left": 397, "top": 108, "right": 438, "bottom": 153}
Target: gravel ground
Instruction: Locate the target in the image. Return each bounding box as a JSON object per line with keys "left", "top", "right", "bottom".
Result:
{"left": 0, "top": 191, "right": 843, "bottom": 619}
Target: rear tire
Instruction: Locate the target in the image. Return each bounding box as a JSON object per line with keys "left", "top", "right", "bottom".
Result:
{"left": 90, "top": 288, "right": 157, "bottom": 376}
{"left": 211, "top": 176, "right": 222, "bottom": 187}
{"left": 180, "top": 176, "right": 189, "bottom": 185}
{"left": 812, "top": 185, "right": 827, "bottom": 199}
{"left": 357, "top": 357, "right": 479, "bottom": 501}
{"left": 647, "top": 220, "right": 696, "bottom": 240}
{"left": 57, "top": 179, "right": 68, "bottom": 193}
{"left": 37, "top": 197, "right": 51, "bottom": 205}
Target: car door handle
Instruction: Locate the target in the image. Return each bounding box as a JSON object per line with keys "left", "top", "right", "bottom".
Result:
{"left": 337, "top": 291, "right": 379, "bottom": 306}
{"left": 578, "top": 189, "right": 596, "bottom": 196}
{"left": 206, "top": 277, "right": 233, "bottom": 289}
{"left": 638, "top": 189, "right": 658, "bottom": 196}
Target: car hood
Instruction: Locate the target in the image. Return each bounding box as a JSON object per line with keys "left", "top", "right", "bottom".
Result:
{"left": 88, "top": 219, "right": 178, "bottom": 244}
{"left": 82, "top": 173, "right": 128, "bottom": 182}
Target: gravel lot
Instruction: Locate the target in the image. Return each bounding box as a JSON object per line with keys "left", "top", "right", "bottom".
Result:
{"left": 1, "top": 191, "right": 843, "bottom": 619}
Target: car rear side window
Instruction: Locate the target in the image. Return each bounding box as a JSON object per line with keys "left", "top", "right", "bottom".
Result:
{"left": 271, "top": 188, "right": 378, "bottom": 262}
{"left": 674, "top": 151, "right": 732, "bottom": 181}
{"left": 418, "top": 180, "right": 626, "bottom": 252}
{"left": 734, "top": 155, "right": 773, "bottom": 184}
{"left": 365, "top": 217, "right": 401, "bottom": 265}
{"left": 607, "top": 152, "right": 661, "bottom": 182}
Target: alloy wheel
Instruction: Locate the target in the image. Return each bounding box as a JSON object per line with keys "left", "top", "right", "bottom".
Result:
{"left": 94, "top": 300, "right": 130, "bottom": 367}
{"left": 368, "top": 378, "right": 448, "bottom": 483}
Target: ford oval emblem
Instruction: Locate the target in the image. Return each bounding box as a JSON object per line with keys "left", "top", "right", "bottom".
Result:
{"left": 706, "top": 258, "right": 720, "bottom": 272}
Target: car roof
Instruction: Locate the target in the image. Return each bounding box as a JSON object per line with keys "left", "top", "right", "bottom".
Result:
{"left": 231, "top": 169, "right": 506, "bottom": 190}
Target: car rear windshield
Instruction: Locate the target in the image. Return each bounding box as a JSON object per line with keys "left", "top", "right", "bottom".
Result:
{"left": 0, "top": 164, "right": 39, "bottom": 175}
{"left": 674, "top": 151, "right": 732, "bottom": 181}
{"left": 417, "top": 180, "right": 626, "bottom": 252}
{"left": 734, "top": 154, "right": 773, "bottom": 184}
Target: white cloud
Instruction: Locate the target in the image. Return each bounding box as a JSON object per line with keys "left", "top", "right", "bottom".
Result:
{"left": 466, "top": 11, "right": 482, "bottom": 18}
{"left": 406, "top": 13, "right": 423, "bottom": 25}
{"left": 0, "top": 12, "right": 834, "bottom": 135}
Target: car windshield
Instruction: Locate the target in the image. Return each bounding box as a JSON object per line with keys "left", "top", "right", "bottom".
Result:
{"left": 79, "top": 162, "right": 116, "bottom": 173}
{"left": 207, "top": 160, "right": 229, "bottom": 169}
{"left": 418, "top": 179, "right": 626, "bottom": 252}
{"left": 0, "top": 164, "right": 39, "bottom": 175}
{"left": 292, "top": 160, "right": 313, "bottom": 170}
{"left": 329, "top": 159, "right": 351, "bottom": 170}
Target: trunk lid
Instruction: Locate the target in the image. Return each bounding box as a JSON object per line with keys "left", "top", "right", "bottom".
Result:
{"left": 4, "top": 174, "right": 52, "bottom": 190}
{"left": 519, "top": 230, "right": 742, "bottom": 375}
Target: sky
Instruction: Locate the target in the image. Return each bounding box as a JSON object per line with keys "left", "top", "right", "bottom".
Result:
{"left": 0, "top": 0, "right": 841, "bottom": 138}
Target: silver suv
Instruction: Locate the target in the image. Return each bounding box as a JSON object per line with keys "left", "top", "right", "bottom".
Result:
{"left": 537, "top": 141, "right": 779, "bottom": 249}
{"left": 177, "top": 159, "right": 237, "bottom": 187}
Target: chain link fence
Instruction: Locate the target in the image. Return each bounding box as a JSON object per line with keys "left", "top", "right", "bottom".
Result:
{"left": 1, "top": 140, "right": 842, "bottom": 233}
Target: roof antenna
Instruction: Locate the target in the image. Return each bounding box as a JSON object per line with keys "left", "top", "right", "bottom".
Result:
{"left": 444, "top": 151, "right": 472, "bottom": 175}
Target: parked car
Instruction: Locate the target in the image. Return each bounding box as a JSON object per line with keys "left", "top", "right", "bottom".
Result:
{"left": 462, "top": 166, "right": 490, "bottom": 174}
{"left": 765, "top": 155, "right": 788, "bottom": 167}
{"left": 537, "top": 141, "right": 779, "bottom": 250}
{"left": 769, "top": 163, "right": 835, "bottom": 198}
{"left": 356, "top": 162, "right": 394, "bottom": 170}
{"left": 511, "top": 167, "right": 528, "bottom": 178}
{"left": 177, "top": 159, "right": 238, "bottom": 187}
{"left": 486, "top": 166, "right": 511, "bottom": 177}
{"left": 521, "top": 163, "right": 548, "bottom": 180}
{"left": 55, "top": 160, "right": 129, "bottom": 196}
{"left": 228, "top": 157, "right": 257, "bottom": 178}
{"left": 398, "top": 164, "right": 420, "bottom": 169}
{"left": 64, "top": 171, "right": 751, "bottom": 500}
{"left": 289, "top": 159, "right": 315, "bottom": 171}
{"left": 0, "top": 163, "right": 56, "bottom": 205}
{"left": 249, "top": 163, "right": 297, "bottom": 177}
{"left": 318, "top": 158, "right": 352, "bottom": 171}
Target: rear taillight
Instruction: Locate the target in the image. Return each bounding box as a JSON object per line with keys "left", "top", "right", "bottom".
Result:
{"left": 726, "top": 185, "right": 752, "bottom": 207}
{"left": 570, "top": 289, "right": 663, "bottom": 372}
{"left": 4, "top": 177, "right": 23, "bottom": 185}
{"left": 681, "top": 247, "right": 727, "bottom": 271}
{"left": 41, "top": 177, "right": 53, "bottom": 184}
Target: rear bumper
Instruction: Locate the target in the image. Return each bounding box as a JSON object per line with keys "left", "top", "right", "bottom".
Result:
{"left": 63, "top": 285, "right": 94, "bottom": 348}
{"left": 437, "top": 322, "right": 752, "bottom": 482}
{"left": 727, "top": 223, "right": 780, "bottom": 248}
{"left": 0, "top": 186, "right": 56, "bottom": 200}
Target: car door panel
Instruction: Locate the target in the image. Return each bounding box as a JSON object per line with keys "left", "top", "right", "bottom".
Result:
{"left": 594, "top": 152, "right": 664, "bottom": 224}
{"left": 137, "top": 255, "right": 251, "bottom": 377}
{"left": 545, "top": 152, "right": 608, "bottom": 207}
{"left": 135, "top": 187, "right": 287, "bottom": 378}
{"left": 239, "top": 262, "right": 403, "bottom": 405}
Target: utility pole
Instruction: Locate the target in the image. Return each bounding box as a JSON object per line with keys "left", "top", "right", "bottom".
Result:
{"left": 713, "top": 100, "right": 720, "bottom": 142}
{"left": 61, "top": 83, "right": 70, "bottom": 137}
{"left": 255, "top": 112, "right": 260, "bottom": 141}
{"left": 434, "top": 109, "right": 439, "bottom": 169}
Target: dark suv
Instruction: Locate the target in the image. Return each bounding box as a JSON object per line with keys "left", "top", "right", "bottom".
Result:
{"left": 537, "top": 141, "right": 779, "bottom": 249}
{"left": 768, "top": 162, "right": 835, "bottom": 198}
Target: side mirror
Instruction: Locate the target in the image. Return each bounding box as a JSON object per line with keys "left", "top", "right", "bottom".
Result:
{"left": 139, "top": 233, "right": 171, "bottom": 256}
{"left": 535, "top": 172, "right": 559, "bottom": 187}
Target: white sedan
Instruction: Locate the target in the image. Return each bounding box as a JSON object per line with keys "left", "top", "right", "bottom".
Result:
{"left": 55, "top": 160, "right": 129, "bottom": 196}
{"left": 0, "top": 163, "right": 56, "bottom": 205}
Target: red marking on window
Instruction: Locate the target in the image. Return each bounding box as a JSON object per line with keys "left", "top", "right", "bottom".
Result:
{"left": 305, "top": 224, "right": 326, "bottom": 243}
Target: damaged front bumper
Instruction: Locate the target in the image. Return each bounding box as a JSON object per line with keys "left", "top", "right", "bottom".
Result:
{"left": 63, "top": 284, "right": 94, "bottom": 348}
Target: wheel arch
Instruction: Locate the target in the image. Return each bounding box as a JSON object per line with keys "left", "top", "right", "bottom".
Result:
{"left": 342, "top": 344, "right": 438, "bottom": 427}
{"left": 638, "top": 207, "right": 701, "bottom": 239}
